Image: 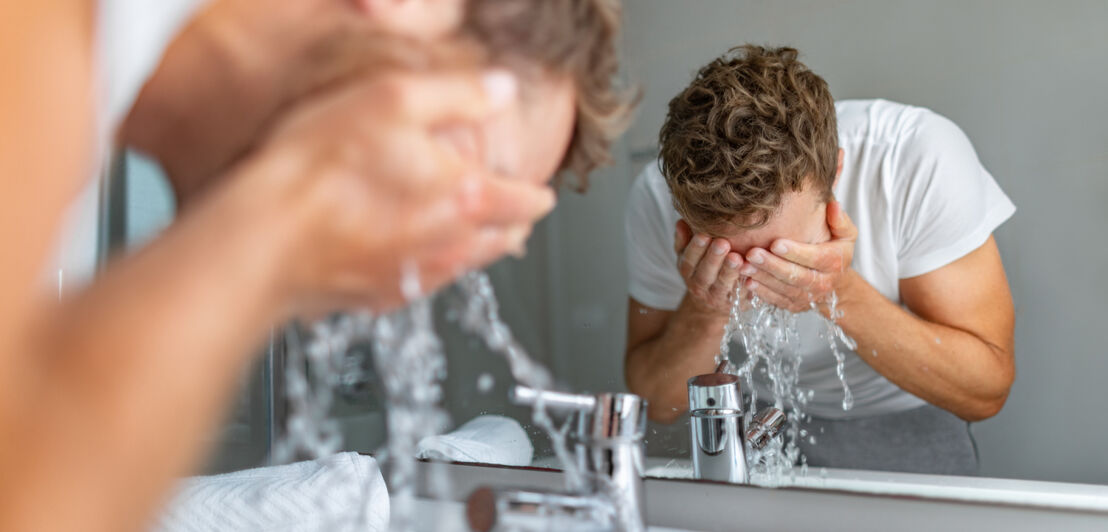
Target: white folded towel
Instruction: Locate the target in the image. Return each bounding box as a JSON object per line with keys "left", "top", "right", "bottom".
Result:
{"left": 416, "top": 415, "right": 534, "bottom": 467}
{"left": 154, "top": 452, "right": 389, "bottom": 532}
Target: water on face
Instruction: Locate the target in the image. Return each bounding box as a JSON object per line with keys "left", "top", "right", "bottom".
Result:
{"left": 716, "top": 284, "right": 856, "bottom": 484}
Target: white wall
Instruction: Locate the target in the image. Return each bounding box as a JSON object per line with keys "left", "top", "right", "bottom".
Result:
{"left": 542, "top": 0, "right": 1108, "bottom": 483}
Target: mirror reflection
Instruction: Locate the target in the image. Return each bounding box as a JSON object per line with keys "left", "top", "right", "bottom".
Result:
{"left": 18, "top": 0, "right": 1108, "bottom": 531}
{"left": 122, "top": 0, "right": 1106, "bottom": 488}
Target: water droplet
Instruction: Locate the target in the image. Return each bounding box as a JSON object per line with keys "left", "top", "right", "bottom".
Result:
{"left": 477, "top": 373, "right": 495, "bottom": 393}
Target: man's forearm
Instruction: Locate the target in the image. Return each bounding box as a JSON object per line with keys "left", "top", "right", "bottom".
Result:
{"left": 1, "top": 165, "right": 298, "bottom": 532}
{"left": 832, "top": 270, "right": 1013, "bottom": 421}
{"left": 120, "top": 1, "right": 287, "bottom": 201}
{"left": 626, "top": 297, "right": 730, "bottom": 423}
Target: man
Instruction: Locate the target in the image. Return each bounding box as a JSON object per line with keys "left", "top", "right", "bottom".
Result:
{"left": 0, "top": 1, "right": 631, "bottom": 531}
{"left": 123, "top": 0, "right": 631, "bottom": 204}
{"left": 624, "top": 45, "right": 1014, "bottom": 474}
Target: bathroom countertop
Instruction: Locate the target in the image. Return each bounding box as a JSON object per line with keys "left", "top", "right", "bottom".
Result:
{"left": 399, "top": 496, "right": 693, "bottom": 532}
{"left": 529, "top": 455, "right": 1108, "bottom": 512}
{"left": 412, "top": 459, "right": 1108, "bottom": 531}
{"left": 639, "top": 457, "right": 1108, "bottom": 513}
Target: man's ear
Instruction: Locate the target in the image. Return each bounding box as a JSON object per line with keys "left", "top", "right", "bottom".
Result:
{"left": 833, "top": 148, "right": 844, "bottom": 187}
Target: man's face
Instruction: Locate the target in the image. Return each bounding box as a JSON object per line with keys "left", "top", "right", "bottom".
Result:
{"left": 708, "top": 184, "right": 832, "bottom": 257}
{"left": 485, "top": 72, "right": 577, "bottom": 185}
{"left": 441, "top": 71, "right": 577, "bottom": 186}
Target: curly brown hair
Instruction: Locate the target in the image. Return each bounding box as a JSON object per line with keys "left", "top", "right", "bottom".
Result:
{"left": 464, "top": 0, "right": 637, "bottom": 191}
{"left": 298, "top": 0, "right": 636, "bottom": 192}
{"left": 659, "top": 45, "right": 838, "bottom": 232}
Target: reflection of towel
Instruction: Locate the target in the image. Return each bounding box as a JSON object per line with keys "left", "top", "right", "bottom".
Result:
{"left": 416, "top": 415, "right": 534, "bottom": 467}
{"left": 154, "top": 452, "right": 388, "bottom": 532}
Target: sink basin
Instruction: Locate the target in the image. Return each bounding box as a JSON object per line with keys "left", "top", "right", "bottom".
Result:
{"left": 641, "top": 457, "right": 1108, "bottom": 513}
{"left": 402, "top": 458, "right": 1108, "bottom": 531}
{"left": 399, "top": 497, "right": 692, "bottom": 532}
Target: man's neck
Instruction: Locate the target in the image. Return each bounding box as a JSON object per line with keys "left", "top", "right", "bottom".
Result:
{"left": 120, "top": 0, "right": 360, "bottom": 202}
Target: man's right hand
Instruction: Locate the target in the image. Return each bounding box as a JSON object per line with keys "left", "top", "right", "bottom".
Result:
{"left": 673, "top": 219, "right": 746, "bottom": 315}
{"left": 235, "top": 68, "right": 556, "bottom": 315}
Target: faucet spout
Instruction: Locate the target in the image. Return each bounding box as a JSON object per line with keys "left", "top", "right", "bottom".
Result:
{"left": 469, "top": 388, "right": 648, "bottom": 531}
{"left": 687, "top": 371, "right": 786, "bottom": 484}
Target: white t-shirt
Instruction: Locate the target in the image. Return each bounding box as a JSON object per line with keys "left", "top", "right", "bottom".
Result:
{"left": 625, "top": 99, "right": 1016, "bottom": 419}
{"left": 51, "top": 0, "right": 209, "bottom": 292}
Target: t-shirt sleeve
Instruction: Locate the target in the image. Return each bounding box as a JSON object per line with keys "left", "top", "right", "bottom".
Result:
{"left": 625, "top": 164, "right": 688, "bottom": 310}
{"left": 893, "top": 111, "right": 1016, "bottom": 278}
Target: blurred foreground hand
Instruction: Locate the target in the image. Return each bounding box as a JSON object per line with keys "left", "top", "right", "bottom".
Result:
{"left": 231, "top": 68, "right": 556, "bottom": 315}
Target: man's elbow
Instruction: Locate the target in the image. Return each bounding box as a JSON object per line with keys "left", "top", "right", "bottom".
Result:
{"left": 960, "top": 367, "right": 1015, "bottom": 421}
{"left": 959, "top": 394, "right": 1008, "bottom": 422}
{"left": 624, "top": 366, "right": 685, "bottom": 424}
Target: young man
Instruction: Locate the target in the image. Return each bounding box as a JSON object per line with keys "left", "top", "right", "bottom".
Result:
{"left": 624, "top": 45, "right": 1015, "bottom": 474}
{"left": 0, "top": 1, "right": 631, "bottom": 531}
{"left": 123, "top": 0, "right": 631, "bottom": 204}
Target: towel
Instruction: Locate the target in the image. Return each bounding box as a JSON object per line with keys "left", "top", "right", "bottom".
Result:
{"left": 416, "top": 415, "right": 534, "bottom": 466}
{"left": 154, "top": 452, "right": 389, "bottom": 532}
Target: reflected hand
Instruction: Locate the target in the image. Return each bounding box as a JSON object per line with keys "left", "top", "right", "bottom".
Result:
{"left": 674, "top": 219, "right": 746, "bottom": 316}
{"left": 741, "top": 201, "right": 858, "bottom": 314}
{"left": 245, "top": 68, "right": 556, "bottom": 314}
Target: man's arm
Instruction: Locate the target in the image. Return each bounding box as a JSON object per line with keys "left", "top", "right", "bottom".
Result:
{"left": 625, "top": 222, "right": 745, "bottom": 423}
{"left": 120, "top": 1, "right": 289, "bottom": 202}
{"left": 626, "top": 297, "right": 727, "bottom": 423}
{"left": 744, "top": 217, "right": 1015, "bottom": 421}
{"left": 837, "top": 237, "right": 1014, "bottom": 420}
{"left": 1, "top": 69, "right": 550, "bottom": 532}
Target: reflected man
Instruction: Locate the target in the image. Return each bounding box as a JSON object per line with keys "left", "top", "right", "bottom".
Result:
{"left": 624, "top": 46, "right": 1015, "bottom": 475}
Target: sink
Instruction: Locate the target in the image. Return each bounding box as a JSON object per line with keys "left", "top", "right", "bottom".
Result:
{"left": 401, "top": 458, "right": 1108, "bottom": 531}
{"left": 399, "top": 497, "right": 691, "bottom": 532}
{"left": 642, "top": 457, "right": 1108, "bottom": 513}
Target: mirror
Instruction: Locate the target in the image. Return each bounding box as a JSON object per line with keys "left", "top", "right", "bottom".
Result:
{"left": 111, "top": 0, "right": 1108, "bottom": 504}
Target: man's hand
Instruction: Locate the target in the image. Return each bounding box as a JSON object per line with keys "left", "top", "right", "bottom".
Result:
{"left": 242, "top": 68, "right": 556, "bottom": 314}
{"left": 741, "top": 201, "right": 859, "bottom": 314}
{"left": 673, "top": 219, "right": 746, "bottom": 315}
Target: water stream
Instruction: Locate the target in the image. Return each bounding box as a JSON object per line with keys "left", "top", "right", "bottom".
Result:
{"left": 716, "top": 283, "right": 857, "bottom": 484}
{"left": 274, "top": 270, "right": 583, "bottom": 530}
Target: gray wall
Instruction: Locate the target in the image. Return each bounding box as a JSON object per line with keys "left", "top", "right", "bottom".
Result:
{"left": 551, "top": 0, "right": 1106, "bottom": 483}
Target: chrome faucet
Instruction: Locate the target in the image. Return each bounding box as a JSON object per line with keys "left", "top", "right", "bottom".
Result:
{"left": 466, "top": 386, "right": 647, "bottom": 532}
{"left": 688, "top": 367, "right": 785, "bottom": 484}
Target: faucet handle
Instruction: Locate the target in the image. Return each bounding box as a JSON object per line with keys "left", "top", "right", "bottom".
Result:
{"left": 688, "top": 372, "right": 743, "bottom": 412}
{"left": 745, "top": 407, "right": 786, "bottom": 449}
{"left": 511, "top": 385, "right": 647, "bottom": 442}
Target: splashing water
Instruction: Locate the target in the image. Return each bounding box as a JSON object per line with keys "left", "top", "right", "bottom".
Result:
{"left": 819, "top": 291, "right": 856, "bottom": 411}
{"left": 715, "top": 283, "right": 856, "bottom": 484}
{"left": 371, "top": 297, "right": 452, "bottom": 531}
{"left": 452, "top": 271, "right": 587, "bottom": 492}
{"left": 274, "top": 270, "right": 586, "bottom": 530}
{"left": 272, "top": 310, "right": 387, "bottom": 529}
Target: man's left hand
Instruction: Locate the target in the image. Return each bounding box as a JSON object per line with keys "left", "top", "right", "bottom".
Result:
{"left": 741, "top": 200, "right": 859, "bottom": 315}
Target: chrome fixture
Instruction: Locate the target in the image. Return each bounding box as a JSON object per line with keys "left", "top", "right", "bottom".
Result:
{"left": 466, "top": 386, "right": 648, "bottom": 531}
{"left": 688, "top": 370, "right": 785, "bottom": 483}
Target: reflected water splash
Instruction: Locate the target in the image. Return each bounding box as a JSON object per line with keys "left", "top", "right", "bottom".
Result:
{"left": 716, "top": 283, "right": 856, "bottom": 484}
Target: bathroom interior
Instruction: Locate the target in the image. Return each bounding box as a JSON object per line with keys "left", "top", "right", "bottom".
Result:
{"left": 89, "top": 0, "right": 1108, "bottom": 530}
